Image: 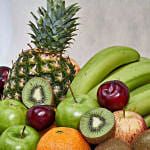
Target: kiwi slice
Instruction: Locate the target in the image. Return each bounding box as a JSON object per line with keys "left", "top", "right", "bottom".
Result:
{"left": 95, "top": 138, "right": 131, "bottom": 150}
{"left": 22, "top": 77, "right": 54, "bottom": 108}
{"left": 131, "top": 129, "right": 150, "bottom": 150}
{"left": 79, "top": 108, "right": 115, "bottom": 144}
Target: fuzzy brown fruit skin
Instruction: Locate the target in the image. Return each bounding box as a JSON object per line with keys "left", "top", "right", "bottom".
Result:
{"left": 95, "top": 138, "right": 132, "bottom": 150}
{"left": 131, "top": 129, "right": 150, "bottom": 150}
{"left": 113, "top": 110, "right": 147, "bottom": 143}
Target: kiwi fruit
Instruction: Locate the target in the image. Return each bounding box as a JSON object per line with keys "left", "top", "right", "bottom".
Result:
{"left": 22, "top": 77, "right": 54, "bottom": 108}
{"left": 79, "top": 108, "right": 115, "bottom": 144}
{"left": 95, "top": 138, "right": 131, "bottom": 150}
{"left": 131, "top": 129, "right": 150, "bottom": 150}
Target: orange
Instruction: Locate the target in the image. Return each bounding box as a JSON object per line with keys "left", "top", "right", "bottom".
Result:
{"left": 37, "top": 127, "right": 91, "bottom": 150}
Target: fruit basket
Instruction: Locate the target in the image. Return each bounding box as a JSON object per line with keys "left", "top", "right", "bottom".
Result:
{"left": 0, "top": 0, "right": 150, "bottom": 150}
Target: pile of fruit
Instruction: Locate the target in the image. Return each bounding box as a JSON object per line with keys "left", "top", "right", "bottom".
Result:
{"left": 1, "top": 0, "right": 150, "bottom": 150}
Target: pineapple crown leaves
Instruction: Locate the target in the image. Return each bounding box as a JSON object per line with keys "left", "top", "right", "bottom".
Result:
{"left": 28, "top": 0, "right": 80, "bottom": 53}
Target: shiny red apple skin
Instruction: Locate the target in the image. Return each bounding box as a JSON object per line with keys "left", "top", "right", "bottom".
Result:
{"left": 97, "top": 80, "right": 129, "bottom": 111}
{"left": 113, "top": 110, "right": 147, "bottom": 143}
{"left": 27, "top": 105, "right": 55, "bottom": 131}
{"left": 0, "top": 66, "right": 10, "bottom": 98}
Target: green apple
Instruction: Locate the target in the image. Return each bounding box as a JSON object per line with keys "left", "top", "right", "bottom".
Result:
{"left": 0, "top": 125, "right": 40, "bottom": 150}
{"left": 0, "top": 99, "right": 27, "bottom": 134}
{"left": 55, "top": 94, "right": 99, "bottom": 129}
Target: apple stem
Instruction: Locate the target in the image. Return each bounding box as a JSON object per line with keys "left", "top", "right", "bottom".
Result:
{"left": 123, "top": 109, "right": 126, "bottom": 118}
{"left": 21, "top": 126, "right": 26, "bottom": 138}
{"left": 67, "top": 82, "right": 78, "bottom": 103}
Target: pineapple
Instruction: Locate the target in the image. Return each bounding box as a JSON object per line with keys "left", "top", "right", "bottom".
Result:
{"left": 3, "top": 0, "right": 80, "bottom": 106}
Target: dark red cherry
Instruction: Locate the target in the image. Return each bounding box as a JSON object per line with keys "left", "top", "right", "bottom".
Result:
{"left": 27, "top": 105, "right": 55, "bottom": 131}
{"left": 0, "top": 66, "right": 10, "bottom": 98}
{"left": 97, "top": 80, "right": 129, "bottom": 111}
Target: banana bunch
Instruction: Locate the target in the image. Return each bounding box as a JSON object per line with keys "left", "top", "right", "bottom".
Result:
{"left": 67, "top": 46, "right": 140, "bottom": 97}
{"left": 66, "top": 46, "right": 150, "bottom": 127}
{"left": 88, "top": 60, "right": 150, "bottom": 100}
{"left": 125, "top": 83, "right": 150, "bottom": 128}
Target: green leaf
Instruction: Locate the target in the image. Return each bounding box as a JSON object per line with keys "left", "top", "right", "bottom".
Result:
{"left": 29, "top": 0, "right": 80, "bottom": 52}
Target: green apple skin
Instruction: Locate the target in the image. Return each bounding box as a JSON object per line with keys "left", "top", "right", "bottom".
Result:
{"left": 55, "top": 95, "right": 100, "bottom": 129}
{"left": 0, "top": 125, "right": 40, "bottom": 150}
{"left": 0, "top": 99, "right": 27, "bottom": 134}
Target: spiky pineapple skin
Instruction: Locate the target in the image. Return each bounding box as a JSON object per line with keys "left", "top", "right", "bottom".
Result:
{"left": 3, "top": 0, "right": 80, "bottom": 106}
{"left": 3, "top": 49, "right": 75, "bottom": 106}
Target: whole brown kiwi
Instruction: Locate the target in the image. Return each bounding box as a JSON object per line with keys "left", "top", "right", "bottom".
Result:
{"left": 131, "top": 129, "right": 150, "bottom": 150}
{"left": 95, "top": 138, "right": 131, "bottom": 150}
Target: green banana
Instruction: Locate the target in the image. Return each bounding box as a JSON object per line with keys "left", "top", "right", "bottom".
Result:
{"left": 88, "top": 61, "right": 150, "bottom": 100}
{"left": 140, "top": 56, "right": 150, "bottom": 62}
{"left": 67, "top": 46, "right": 140, "bottom": 97}
{"left": 129, "top": 57, "right": 150, "bottom": 98}
{"left": 144, "top": 114, "right": 150, "bottom": 128}
{"left": 125, "top": 88, "right": 150, "bottom": 116}
{"left": 130, "top": 83, "right": 150, "bottom": 98}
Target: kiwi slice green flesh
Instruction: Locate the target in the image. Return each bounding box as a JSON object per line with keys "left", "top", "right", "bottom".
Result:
{"left": 79, "top": 108, "right": 115, "bottom": 144}
{"left": 22, "top": 77, "right": 54, "bottom": 108}
{"left": 131, "top": 129, "right": 150, "bottom": 150}
{"left": 95, "top": 138, "right": 131, "bottom": 150}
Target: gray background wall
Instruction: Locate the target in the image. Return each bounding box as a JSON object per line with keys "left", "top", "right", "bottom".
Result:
{"left": 1, "top": 0, "right": 150, "bottom": 67}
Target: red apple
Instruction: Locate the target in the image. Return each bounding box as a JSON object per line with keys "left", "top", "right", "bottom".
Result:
{"left": 113, "top": 110, "right": 147, "bottom": 143}
{"left": 0, "top": 66, "right": 10, "bottom": 98}
{"left": 97, "top": 80, "right": 129, "bottom": 111}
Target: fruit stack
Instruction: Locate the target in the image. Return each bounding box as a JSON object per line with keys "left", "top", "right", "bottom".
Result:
{"left": 1, "top": 0, "right": 150, "bottom": 150}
